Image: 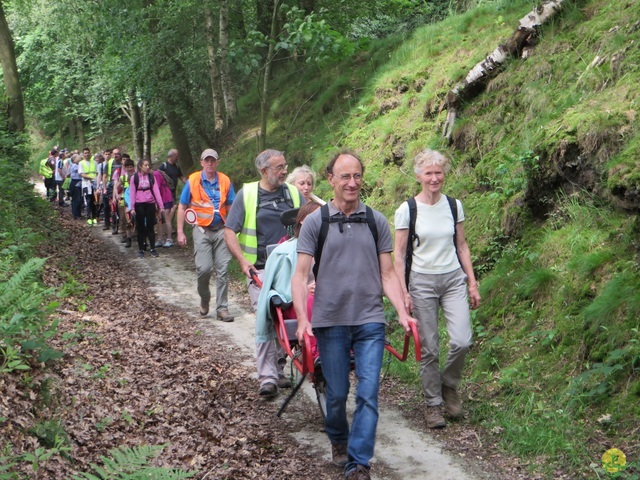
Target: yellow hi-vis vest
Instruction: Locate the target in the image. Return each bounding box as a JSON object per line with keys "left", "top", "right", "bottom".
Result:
{"left": 237, "top": 181, "right": 300, "bottom": 264}
{"left": 39, "top": 158, "right": 53, "bottom": 178}
{"left": 80, "top": 159, "right": 97, "bottom": 180}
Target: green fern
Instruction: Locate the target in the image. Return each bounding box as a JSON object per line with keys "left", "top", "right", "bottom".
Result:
{"left": 0, "top": 257, "right": 46, "bottom": 310}
{"left": 72, "top": 444, "right": 196, "bottom": 480}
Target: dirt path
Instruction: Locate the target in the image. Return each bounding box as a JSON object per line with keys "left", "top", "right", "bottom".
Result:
{"left": 91, "top": 221, "right": 495, "bottom": 480}
{"left": 26, "top": 183, "right": 528, "bottom": 479}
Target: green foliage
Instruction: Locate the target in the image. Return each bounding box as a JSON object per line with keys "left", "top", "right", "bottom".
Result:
{"left": 0, "top": 116, "right": 61, "bottom": 373}
{"left": 71, "top": 444, "right": 195, "bottom": 480}
{"left": 1, "top": 435, "right": 71, "bottom": 479}
{"left": 279, "top": 6, "right": 355, "bottom": 65}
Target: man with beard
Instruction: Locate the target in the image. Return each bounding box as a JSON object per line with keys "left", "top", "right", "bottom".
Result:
{"left": 224, "top": 149, "right": 303, "bottom": 398}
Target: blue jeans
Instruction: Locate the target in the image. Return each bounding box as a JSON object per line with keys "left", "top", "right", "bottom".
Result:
{"left": 313, "top": 322, "right": 386, "bottom": 474}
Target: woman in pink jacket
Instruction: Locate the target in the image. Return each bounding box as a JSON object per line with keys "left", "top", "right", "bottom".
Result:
{"left": 128, "top": 159, "right": 164, "bottom": 258}
{"left": 153, "top": 167, "right": 175, "bottom": 248}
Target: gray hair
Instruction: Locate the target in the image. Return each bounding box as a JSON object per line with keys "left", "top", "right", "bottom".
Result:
{"left": 286, "top": 165, "right": 316, "bottom": 187}
{"left": 255, "top": 149, "right": 284, "bottom": 172}
{"left": 413, "top": 149, "right": 451, "bottom": 174}
{"left": 167, "top": 149, "right": 178, "bottom": 158}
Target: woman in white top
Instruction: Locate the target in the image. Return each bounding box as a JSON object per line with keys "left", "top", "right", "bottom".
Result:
{"left": 393, "top": 149, "right": 480, "bottom": 429}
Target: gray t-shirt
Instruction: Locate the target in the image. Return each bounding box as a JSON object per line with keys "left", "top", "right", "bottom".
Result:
{"left": 297, "top": 200, "right": 392, "bottom": 328}
{"left": 225, "top": 183, "right": 304, "bottom": 268}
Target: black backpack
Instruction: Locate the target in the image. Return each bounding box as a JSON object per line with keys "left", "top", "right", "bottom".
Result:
{"left": 313, "top": 203, "right": 378, "bottom": 279}
{"left": 405, "top": 195, "right": 458, "bottom": 287}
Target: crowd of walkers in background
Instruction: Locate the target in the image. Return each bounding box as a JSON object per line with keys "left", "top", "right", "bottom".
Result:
{"left": 38, "top": 146, "right": 186, "bottom": 258}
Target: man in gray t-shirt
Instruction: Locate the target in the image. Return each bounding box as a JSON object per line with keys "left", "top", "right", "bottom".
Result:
{"left": 292, "top": 151, "right": 414, "bottom": 480}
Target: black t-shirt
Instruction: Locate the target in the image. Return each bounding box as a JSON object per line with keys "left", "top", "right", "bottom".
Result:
{"left": 159, "top": 161, "right": 183, "bottom": 193}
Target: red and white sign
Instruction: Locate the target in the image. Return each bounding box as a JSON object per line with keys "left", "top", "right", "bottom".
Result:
{"left": 184, "top": 208, "right": 198, "bottom": 225}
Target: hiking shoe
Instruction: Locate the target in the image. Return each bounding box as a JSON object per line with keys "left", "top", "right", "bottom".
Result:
{"left": 346, "top": 465, "right": 371, "bottom": 480}
{"left": 331, "top": 443, "right": 348, "bottom": 467}
{"left": 258, "top": 382, "right": 277, "bottom": 398}
{"left": 277, "top": 375, "right": 292, "bottom": 389}
{"left": 155, "top": 240, "right": 164, "bottom": 248}
{"left": 91, "top": 219, "right": 97, "bottom": 225}
{"left": 120, "top": 236, "right": 128, "bottom": 243}
{"left": 125, "top": 238, "right": 132, "bottom": 248}
{"left": 216, "top": 309, "right": 234, "bottom": 322}
{"left": 102, "top": 224, "right": 111, "bottom": 230}
{"left": 426, "top": 405, "right": 446, "bottom": 429}
{"left": 163, "top": 239, "right": 174, "bottom": 248}
{"left": 150, "top": 249, "right": 159, "bottom": 258}
{"left": 200, "top": 300, "right": 210, "bottom": 317}
{"left": 442, "top": 385, "right": 463, "bottom": 418}
{"left": 87, "top": 219, "right": 93, "bottom": 226}
{"left": 137, "top": 250, "right": 145, "bottom": 258}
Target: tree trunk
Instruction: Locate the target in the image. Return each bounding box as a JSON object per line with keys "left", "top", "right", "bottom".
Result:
{"left": 143, "top": 101, "right": 151, "bottom": 161}
{"left": 76, "top": 117, "right": 85, "bottom": 148}
{"left": 165, "top": 105, "right": 193, "bottom": 168}
{"left": 127, "top": 91, "right": 144, "bottom": 160}
{"left": 256, "top": 0, "right": 272, "bottom": 38}
{"left": 299, "top": 0, "right": 315, "bottom": 16}
{"left": 67, "top": 118, "right": 76, "bottom": 141}
{"left": 219, "top": 0, "right": 237, "bottom": 126}
{"left": 442, "top": 0, "right": 566, "bottom": 140}
{"left": 205, "top": 5, "right": 225, "bottom": 135}
{"left": 258, "top": 0, "right": 281, "bottom": 150}
{"left": 0, "top": 1, "right": 24, "bottom": 132}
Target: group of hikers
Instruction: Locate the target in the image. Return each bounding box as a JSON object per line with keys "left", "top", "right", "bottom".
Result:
{"left": 40, "top": 145, "right": 480, "bottom": 480}
{"left": 39, "top": 146, "right": 186, "bottom": 255}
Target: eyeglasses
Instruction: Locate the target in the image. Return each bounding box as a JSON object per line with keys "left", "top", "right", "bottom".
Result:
{"left": 335, "top": 173, "right": 363, "bottom": 183}
{"left": 267, "top": 163, "right": 288, "bottom": 173}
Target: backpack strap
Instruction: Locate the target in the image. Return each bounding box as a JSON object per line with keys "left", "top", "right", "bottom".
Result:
{"left": 257, "top": 184, "right": 293, "bottom": 210}
{"left": 313, "top": 204, "right": 378, "bottom": 279}
{"left": 404, "top": 195, "right": 459, "bottom": 287}
{"left": 404, "top": 197, "right": 418, "bottom": 288}
{"left": 133, "top": 172, "right": 154, "bottom": 191}
{"left": 446, "top": 195, "right": 458, "bottom": 255}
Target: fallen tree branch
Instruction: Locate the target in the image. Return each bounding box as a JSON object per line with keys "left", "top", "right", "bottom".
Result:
{"left": 442, "top": 0, "right": 567, "bottom": 140}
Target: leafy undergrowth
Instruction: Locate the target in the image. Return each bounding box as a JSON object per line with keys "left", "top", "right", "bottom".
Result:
{"left": 1, "top": 209, "right": 336, "bottom": 479}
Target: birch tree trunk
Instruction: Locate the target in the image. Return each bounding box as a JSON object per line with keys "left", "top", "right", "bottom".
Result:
{"left": 219, "top": 0, "right": 237, "bottom": 126}
{"left": 205, "top": 5, "right": 225, "bottom": 135}
{"left": 143, "top": 101, "right": 151, "bottom": 161}
{"left": 0, "top": 1, "right": 24, "bottom": 132}
{"left": 442, "top": 0, "right": 566, "bottom": 140}
{"left": 258, "top": 0, "right": 281, "bottom": 151}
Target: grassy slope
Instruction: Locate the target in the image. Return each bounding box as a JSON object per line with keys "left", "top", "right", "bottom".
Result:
{"left": 222, "top": 0, "right": 640, "bottom": 477}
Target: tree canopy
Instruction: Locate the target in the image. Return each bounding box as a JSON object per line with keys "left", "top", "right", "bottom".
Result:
{"left": 4, "top": 0, "right": 454, "bottom": 164}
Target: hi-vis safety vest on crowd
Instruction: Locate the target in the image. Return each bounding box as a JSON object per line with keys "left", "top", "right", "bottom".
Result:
{"left": 39, "top": 158, "right": 53, "bottom": 178}
{"left": 80, "top": 159, "right": 97, "bottom": 180}
{"left": 187, "top": 171, "right": 231, "bottom": 227}
{"left": 237, "top": 181, "right": 300, "bottom": 264}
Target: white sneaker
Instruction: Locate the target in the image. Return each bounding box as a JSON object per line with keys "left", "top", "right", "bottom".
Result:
{"left": 163, "top": 239, "right": 174, "bottom": 248}
{"left": 155, "top": 240, "right": 164, "bottom": 248}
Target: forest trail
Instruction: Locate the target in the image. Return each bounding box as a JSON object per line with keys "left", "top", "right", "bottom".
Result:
{"left": 92, "top": 222, "right": 491, "bottom": 480}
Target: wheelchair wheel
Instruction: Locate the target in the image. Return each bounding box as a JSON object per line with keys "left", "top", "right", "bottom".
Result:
{"left": 314, "top": 372, "right": 328, "bottom": 421}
